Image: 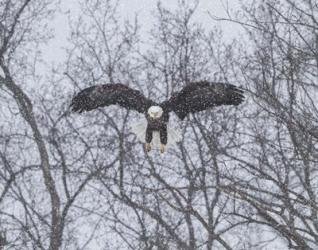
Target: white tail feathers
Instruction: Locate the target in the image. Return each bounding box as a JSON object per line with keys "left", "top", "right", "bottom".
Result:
{"left": 130, "top": 119, "right": 148, "bottom": 143}
{"left": 166, "top": 125, "right": 182, "bottom": 146}
{"left": 130, "top": 119, "right": 181, "bottom": 148}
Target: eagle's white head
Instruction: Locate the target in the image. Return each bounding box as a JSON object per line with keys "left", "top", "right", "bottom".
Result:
{"left": 148, "top": 106, "right": 163, "bottom": 119}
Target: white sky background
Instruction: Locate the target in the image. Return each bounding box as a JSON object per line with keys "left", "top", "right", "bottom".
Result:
{"left": 1, "top": 1, "right": 302, "bottom": 249}
{"left": 1, "top": 1, "right": 315, "bottom": 249}
{"left": 44, "top": 0, "right": 243, "bottom": 67}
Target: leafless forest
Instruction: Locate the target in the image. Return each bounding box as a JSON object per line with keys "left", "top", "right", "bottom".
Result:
{"left": 0, "top": 0, "right": 318, "bottom": 249}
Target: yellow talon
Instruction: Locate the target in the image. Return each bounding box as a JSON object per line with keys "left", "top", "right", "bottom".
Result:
{"left": 160, "top": 144, "right": 165, "bottom": 154}
{"left": 145, "top": 143, "right": 152, "bottom": 152}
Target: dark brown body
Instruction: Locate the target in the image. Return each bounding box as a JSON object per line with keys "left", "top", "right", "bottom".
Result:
{"left": 145, "top": 111, "right": 169, "bottom": 145}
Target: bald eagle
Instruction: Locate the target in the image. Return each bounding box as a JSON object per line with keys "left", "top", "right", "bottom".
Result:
{"left": 70, "top": 81, "right": 244, "bottom": 153}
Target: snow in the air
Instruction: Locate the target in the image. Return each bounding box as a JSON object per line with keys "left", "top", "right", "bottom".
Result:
{"left": 0, "top": 0, "right": 317, "bottom": 249}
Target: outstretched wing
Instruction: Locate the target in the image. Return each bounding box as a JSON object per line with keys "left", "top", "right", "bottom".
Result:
{"left": 161, "top": 81, "right": 244, "bottom": 120}
{"left": 70, "top": 83, "right": 155, "bottom": 114}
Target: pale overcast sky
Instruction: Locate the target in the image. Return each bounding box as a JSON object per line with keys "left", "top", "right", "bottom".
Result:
{"left": 44, "top": 0, "right": 242, "bottom": 66}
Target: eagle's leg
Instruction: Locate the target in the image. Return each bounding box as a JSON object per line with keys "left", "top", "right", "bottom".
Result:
{"left": 145, "top": 143, "right": 152, "bottom": 152}
{"left": 160, "top": 144, "right": 165, "bottom": 154}
{"left": 159, "top": 126, "right": 168, "bottom": 154}
{"left": 145, "top": 127, "right": 153, "bottom": 152}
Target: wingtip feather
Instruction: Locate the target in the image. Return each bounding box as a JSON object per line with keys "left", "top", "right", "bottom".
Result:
{"left": 70, "top": 94, "right": 88, "bottom": 113}
{"left": 227, "top": 84, "right": 245, "bottom": 105}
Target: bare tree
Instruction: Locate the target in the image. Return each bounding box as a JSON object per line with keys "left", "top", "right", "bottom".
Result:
{"left": 2, "top": 0, "right": 317, "bottom": 249}
{"left": 63, "top": 1, "right": 253, "bottom": 249}
{"left": 210, "top": 0, "right": 318, "bottom": 249}
{"left": 0, "top": 1, "right": 119, "bottom": 249}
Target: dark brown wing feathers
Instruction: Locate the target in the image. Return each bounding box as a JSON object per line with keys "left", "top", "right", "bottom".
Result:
{"left": 70, "top": 83, "right": 155, "bottom": 114}
{"left": 161, "top": 81, "right": 244, "bottom": 120}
